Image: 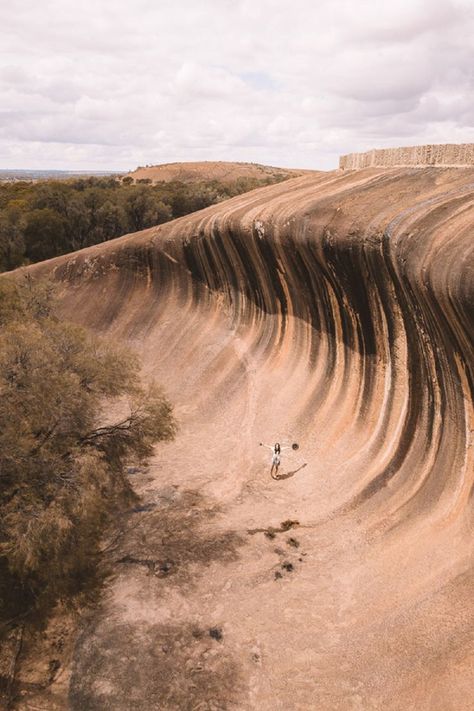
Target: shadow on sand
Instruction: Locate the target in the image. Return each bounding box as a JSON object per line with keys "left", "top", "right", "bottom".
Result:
{"left": 272, "top": 463, "right": 307, "bottom": 481}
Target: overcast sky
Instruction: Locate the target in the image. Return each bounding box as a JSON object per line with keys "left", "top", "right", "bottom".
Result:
{"left": 1, "top": 0, "right": 473, "bottom": 171}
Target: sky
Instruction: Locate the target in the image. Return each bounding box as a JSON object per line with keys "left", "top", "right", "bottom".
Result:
{"left": 1, "top": 0, "right": 473, "bottom": 171}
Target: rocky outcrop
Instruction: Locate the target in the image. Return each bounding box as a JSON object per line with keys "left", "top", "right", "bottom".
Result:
{"left": 21, "top": 166, "right": 474, "bottom": 709}
{"left": 340, "top": 143, "right": 474, "bottom": 169}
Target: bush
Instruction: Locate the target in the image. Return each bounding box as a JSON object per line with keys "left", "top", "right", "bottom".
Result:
{"left": 0, "top": 278, "right": 176, "bottom": 625}
{"left": 23, "top": 208, "right": 68, "bottom": 262}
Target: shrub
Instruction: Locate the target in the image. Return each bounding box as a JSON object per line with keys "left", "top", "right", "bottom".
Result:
{"left": 0, "top": 278, "right": 176, "bottom": 625}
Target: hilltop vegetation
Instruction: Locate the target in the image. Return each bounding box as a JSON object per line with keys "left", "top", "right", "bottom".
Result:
{"left": 126, "top": 160, "right": 306, "bottom": 185}
{"left": 0, "top": 171, "right": 290, "bottom": 272}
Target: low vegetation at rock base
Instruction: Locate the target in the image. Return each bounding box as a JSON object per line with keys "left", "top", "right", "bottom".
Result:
{"left": 0, "top": 278, "right": 176, "bottom": 633}
{"left": 0, "top": 174, "right": 287, "bottom": 272}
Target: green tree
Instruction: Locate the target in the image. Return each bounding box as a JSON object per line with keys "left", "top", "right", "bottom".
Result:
{"left": 94, "top": 201, "right": 127, "bottom": 242}
{"left": 30, "top": 182, "right": 71, "bottom": 214}
{"left": 23, "top": 208, "right": 68, "bottom": 262}
{"left": 0, "top": 279, "right": 176, "bottom": 625}
{"left": 0, "top": 207, "right": 26, "bottom": 272}
{"left": 125, "top": 187, "right": 172, "bottom": 231}
{"left": 62, "top": 195, "right": 91, "bottom": 251}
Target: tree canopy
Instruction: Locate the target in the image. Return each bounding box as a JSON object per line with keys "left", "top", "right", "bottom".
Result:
{"left": 0, "top": 174, "right": 285, "bottom": 272}
{"left": 0, "top": 278, "right": 176, "bottom": 626}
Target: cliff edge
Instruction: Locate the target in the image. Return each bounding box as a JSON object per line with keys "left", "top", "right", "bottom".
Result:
{"left": 340, "top": 142, "right": 474, "bottom": 169}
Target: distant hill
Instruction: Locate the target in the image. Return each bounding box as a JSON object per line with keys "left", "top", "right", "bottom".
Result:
{"left": 124, "top": 161, "right": 310, "bottom": 185}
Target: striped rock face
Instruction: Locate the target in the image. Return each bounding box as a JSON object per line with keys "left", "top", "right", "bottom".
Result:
{"left": 340, "top": 143, "right": 474, "bottom": 169}
{"left": 27, "top": 167, "right": 474, "bottom": 710}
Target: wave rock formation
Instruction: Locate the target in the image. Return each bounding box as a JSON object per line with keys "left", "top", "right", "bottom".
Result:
{"left": 28, "top": 166, "right": 474, "bottom": 710}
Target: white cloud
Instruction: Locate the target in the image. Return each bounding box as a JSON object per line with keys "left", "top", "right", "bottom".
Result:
{"left": 0, "top": 0, "right": 473, "bottom": 170}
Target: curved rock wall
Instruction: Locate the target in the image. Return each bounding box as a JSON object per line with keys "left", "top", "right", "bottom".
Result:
{"left": 340, "top": 143, "right": 474, "bottom": 169}
{"left": 24, "top": 166, "right": 474, "bottom": 709}
{"left": 44, "top": 167, "right": 474, "bottom": 526}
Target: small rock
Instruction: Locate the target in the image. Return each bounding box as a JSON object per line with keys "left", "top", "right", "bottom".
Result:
{"left": 131, "top": 502, "right": 156, "bottom": 513}
{"left": 126, "top": 466, "right": 142, "bottom": 476}
{"left": 209, "top": 627, "right": 223, "bottom": 641}
{"left": 280, "top": 520, "right": 299, "bottom": 531}
{"left": 157, "top": 560, "right": 174, "bottom": 576}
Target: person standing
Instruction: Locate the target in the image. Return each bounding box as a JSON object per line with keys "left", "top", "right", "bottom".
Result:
{"left": 260, "top": 442, "right": 292, "bottom": 477}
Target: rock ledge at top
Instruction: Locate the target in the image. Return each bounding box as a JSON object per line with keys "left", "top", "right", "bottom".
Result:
{"left": 339, "top": 143, "right": 474, "bottom": 169}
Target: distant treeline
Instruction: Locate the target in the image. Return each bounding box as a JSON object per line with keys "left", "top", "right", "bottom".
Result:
{"left": 0, "top": 174, "right": 284, "bottom": 272}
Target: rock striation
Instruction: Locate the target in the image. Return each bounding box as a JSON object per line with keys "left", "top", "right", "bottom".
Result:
{"left": 340, "top": 142, "right": 474, "bottom": 169}
{"left": 22, "top": 166, "right": 474, "bottom": 710}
